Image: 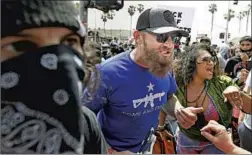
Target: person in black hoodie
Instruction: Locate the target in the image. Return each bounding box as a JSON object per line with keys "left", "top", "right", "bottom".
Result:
{"left": 225, "top": 36, "right": 252, "bottom": 79}
{"left": 1, "top": 0, "right": 107, "bottom": 153}
{"left": 224, "top": 36, "right": 251, "bottom": 147}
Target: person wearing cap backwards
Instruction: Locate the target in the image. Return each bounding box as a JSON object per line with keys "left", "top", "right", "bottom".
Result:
{"left": 200, "top": 36, "right": 211, "bottom": 46}
{"left": 225, "top": 36, "right": 252, "bottom": 79}
{"left": 1, "top": 0, "right": 107, "bottom": 154}
{"left": 82, "top": 7, "right": 188, "bottom": 154}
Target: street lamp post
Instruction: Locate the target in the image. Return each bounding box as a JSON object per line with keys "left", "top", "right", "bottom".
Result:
{"left": 107, "top": 11, "right": 115, "bottom": 38}
{"left": 225, "top": 1, "right": 231, "bottom": 43}
{"left": 94, "top": 9, "right": 97, "bottom": 42}
{"left": 80, "top": 1, "right": 88, "bottom": 28}
{"left": 128, "top": 6, "right": 136, "bottom": 38}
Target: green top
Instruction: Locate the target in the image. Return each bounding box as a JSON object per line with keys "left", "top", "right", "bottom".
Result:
{"left": 176, "top": 75, "right": 235, "bottom": 141}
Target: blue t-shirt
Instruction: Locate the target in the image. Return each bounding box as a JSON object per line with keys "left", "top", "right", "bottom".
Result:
{"left": 82, "top": 51, "right": 177, "bottom": 153}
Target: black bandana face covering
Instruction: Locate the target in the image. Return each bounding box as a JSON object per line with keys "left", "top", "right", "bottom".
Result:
{"left": 1, "top": 45, "right": 86, "bottom": 153}
{"left": 240, "top": 49, "right": 252, "bottom": 57}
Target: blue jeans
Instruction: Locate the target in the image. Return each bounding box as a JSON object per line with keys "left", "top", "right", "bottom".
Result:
{"left": 238, "top": 123, "right": 252, "bottom": 152}
{"left": 176, "top": 131, "right": 224, "bottom": 154}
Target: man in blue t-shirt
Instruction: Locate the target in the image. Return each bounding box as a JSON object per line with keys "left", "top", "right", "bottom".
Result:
{"left": 82, "top": 7, "right": 189, "bottom": 154}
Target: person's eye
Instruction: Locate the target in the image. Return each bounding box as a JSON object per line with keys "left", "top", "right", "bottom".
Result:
{"left": 10, "top": 40, "right": 38, "bottom": 53}
{"left": 61, "top": 35, "right": 81, "bottom": 50}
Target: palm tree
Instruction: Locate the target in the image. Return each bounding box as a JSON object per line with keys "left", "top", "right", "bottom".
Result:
{"left": 101, "top": 13, "right": 108, "bottom": 37}
{"left": 243, "top": 4, "right": 251, "bottom": 35}
{"left": 107, "top": 10, "right": 115, "bottom": 37}
{"left": 237, "top": 11, "right": 245, "bottom": 33}
{"left": 137, "top": 4, "right": 144, "bottom": 13}
{"left": 208, "top": 3, "right": 217, "bottom": 40}
{"left": 224, "top": 9, "right": 235, "bottom": 41}
{"left": 224, "top": 9, "right": 235, "bottom": 22}
{"left": 128, "top": 5, "right": 136, "bottom": 37}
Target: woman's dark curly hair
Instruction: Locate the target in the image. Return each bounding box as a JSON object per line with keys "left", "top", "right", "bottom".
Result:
{"left": 82, "top": 41, "right": 101, "bottom": 96}
{"left": 173, "top": 43, "right": 221, "bottom": 87}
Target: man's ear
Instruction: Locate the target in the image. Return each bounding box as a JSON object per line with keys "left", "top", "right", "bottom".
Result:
{"left": 133, "top": 30, "right": 142, "bottom": 45}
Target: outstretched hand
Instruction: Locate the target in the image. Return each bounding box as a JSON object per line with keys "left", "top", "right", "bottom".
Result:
{"left": 201, "top": 120, "right": 234, "bottom": 153}
{"left": 175, "top": 107, "right": 204, "bottom": 129}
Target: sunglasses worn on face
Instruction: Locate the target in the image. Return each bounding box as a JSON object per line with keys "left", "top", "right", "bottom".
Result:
{"left": 142, "top": 30, "right": 179, "bottom": 43}
{"left": 197, "top": 56, "right": 217, "bottom": 64}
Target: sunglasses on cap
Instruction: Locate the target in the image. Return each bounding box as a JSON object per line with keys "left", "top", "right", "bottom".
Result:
{"left": 141, "top": 30, "right": 180, "bottom": 43}
{"left": 197, "top": 56, "right": 217, "bottom": 64}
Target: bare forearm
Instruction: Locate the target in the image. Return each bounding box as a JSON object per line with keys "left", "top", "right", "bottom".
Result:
{"left": 241, "top": 92, "right": 252, "bottom": 114}
{"left": 159, "top": 109, "right": 167, "bottom": 126}
{"left": 226, "top": 145, "right": 251, "bottom": 154}
{"left": 239, "top": 111, "right": 245, "bottom": 123}
{"left": 161, "top": 94, "right": 184, "bottom": 118}
{"left": 174, "top": 95, "right": 184, "bottom": 115}
{"left": 175, "top": 98, "right": 184, "bottom": 110}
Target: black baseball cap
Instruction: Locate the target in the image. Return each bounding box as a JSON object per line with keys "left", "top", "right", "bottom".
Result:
{"left": 136, "top": 7, "right": 189, "bottom": 37}
{"left": 2, "top": 0, "right": 86, "bottom": 39}
{"left": 240, "top": 36, "right": 252, "bottom": 44}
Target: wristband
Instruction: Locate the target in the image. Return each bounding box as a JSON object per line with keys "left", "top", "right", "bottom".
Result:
{"left": 158, "top": 125, "right": 165, "bottom": 128}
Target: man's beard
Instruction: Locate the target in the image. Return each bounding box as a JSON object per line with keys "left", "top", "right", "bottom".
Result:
{"left": 142, "top": 40, "right": 173, "bottom": 77}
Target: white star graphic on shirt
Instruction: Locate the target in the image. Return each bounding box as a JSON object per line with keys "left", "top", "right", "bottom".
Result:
{"left": 147, "top": 82, "right": 155, "bottom": 92}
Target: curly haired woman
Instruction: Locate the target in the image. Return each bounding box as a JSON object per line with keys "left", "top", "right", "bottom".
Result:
{"left": 171, "top": 44, "right": 251, "bottom": 154}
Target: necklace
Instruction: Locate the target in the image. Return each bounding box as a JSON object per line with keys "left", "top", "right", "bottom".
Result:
{"left": 198, "top": 88, "right": 208, "bottom": 108}
{"left": 185, "top": 82, "right": 207, "bottom": 103}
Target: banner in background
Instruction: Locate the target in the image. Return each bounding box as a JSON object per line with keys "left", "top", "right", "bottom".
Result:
{"left": 157, "top": 5, "right": 195, "bottom": 34}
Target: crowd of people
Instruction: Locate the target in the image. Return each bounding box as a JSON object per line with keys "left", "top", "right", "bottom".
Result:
{"left": 84, "top": 37, "right": 136, "bottom": 65}
{"left": 1, "top": 0, "right": 252, "bottom": 154}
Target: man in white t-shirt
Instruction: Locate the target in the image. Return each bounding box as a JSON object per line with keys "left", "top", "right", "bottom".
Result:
{"left": 238, "top": 69, "right": 252, "bottom": 152}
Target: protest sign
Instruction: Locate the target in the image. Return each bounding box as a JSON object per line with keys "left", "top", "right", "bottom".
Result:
{"left": 157, "top": 5, "right": 195, "bottom": 34}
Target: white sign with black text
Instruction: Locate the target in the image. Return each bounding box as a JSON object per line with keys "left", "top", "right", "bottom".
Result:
{"left": 157, "top": 5, "right": 196, "bottom": 34}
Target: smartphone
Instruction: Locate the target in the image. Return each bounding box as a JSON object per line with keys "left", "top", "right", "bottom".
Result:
{"left": 247, "top": 60, "right": 252, "bottom": 71}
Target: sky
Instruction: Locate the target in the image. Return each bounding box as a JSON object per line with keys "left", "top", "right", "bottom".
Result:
{"left": 77, "top": 1, "right": 251, "bottom": 44}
